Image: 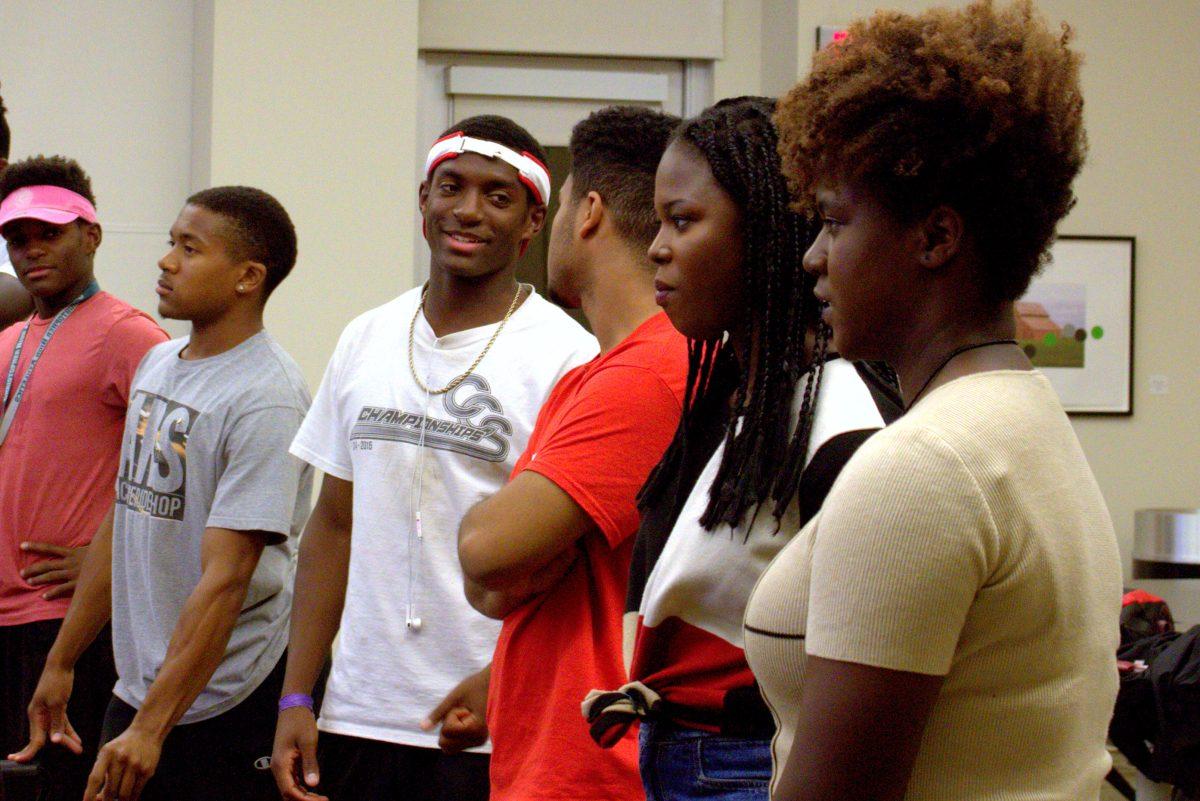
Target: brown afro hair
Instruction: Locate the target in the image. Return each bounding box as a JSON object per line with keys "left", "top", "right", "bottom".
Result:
{"left": 777, "top": 0, "right": 1086, "bottom": 302}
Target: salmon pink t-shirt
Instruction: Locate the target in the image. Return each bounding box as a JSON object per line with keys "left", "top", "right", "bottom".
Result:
{"left": 487, "top": 312, "right": 688, "bottom": 801}
{"left": 0, "top": 292, "right": 166, "bottom": 626}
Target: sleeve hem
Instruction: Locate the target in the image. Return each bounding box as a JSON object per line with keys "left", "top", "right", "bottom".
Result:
{"left": 805, "top": 642, "right": 951, "bottom": 677}
{"left": 205, "top": 516, "right": 293, "bottom": 538}
{"left": 520, "top": 461, "right": 625, "bottom": 548}
{"left": 289, "top": 442, "right": 352, "bottom": 482}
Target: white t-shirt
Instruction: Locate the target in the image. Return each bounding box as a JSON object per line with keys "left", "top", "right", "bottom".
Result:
{"left": 290, "top": 286, "right": 597, "bottom": 750}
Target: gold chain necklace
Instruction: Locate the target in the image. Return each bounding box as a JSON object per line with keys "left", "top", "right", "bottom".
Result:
{"left": 408, "top": 282, "right": 526, "bottom": 395}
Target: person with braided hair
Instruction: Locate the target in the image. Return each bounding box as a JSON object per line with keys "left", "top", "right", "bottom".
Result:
{"left": 582, "top": 97, "right": 900, "bottom": 801}
{"left": 744, "top": 3, "right": 1122, "bottom": 800}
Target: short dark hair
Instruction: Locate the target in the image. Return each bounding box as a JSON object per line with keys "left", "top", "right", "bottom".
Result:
{"left": 0, "top": 83, "right": 10, "bottom": 160}
{"left": 568, "top": 105, "right": 679, "bottom": 250}
{"left": 186, "top": 186, "right": 297, "bottom": 300}
{"left": 0, "top": 155, "right": 96, "bottom": 207}
{"left": 437, "top": 115, "right": 548, "bottom": 204}
{"left": 777, "top": 0, "right": 1086, "bottom": 302}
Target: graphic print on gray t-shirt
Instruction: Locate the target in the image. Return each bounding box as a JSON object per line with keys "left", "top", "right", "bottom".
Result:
{"left": 350, "top": 374, "right": 513, "bottom": 462}
{"left": 111, "top": 332, "right": 312, "bottom": 725}
{"left": 116, "top": 393, "right": 201, "bottom": 521}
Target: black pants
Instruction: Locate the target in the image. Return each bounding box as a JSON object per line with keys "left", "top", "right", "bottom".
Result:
{"left": 316, "top": 731, "right": 490, "bottom": 801}
{"left": 98, "top": 654, "right": 285, "bottom": 801}
{"left": 0, "top": 619, "right": 116, "bottom": 801}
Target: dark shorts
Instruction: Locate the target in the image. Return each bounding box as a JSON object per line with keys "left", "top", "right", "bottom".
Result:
{"left": 98, "top": 654, "right": 285, "bottom": 801}
{"left": 0, "top": 619, "right": 116, "bottom": 801}
{"left": 315, "top": 731, "right": 490, "bottom": 801}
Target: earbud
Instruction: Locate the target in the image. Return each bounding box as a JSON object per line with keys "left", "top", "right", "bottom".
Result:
{"left": 406, "top": 617, "right": 422, "bottom": 632}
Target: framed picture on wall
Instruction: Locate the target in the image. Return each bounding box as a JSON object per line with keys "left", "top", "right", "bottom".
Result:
{"left": 1014, "top": 235, "right": 1135, "bottom": 415}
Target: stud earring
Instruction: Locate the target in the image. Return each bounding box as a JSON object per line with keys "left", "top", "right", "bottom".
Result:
{"left": 237, "top": 284, "right": 246, "bottom": 292}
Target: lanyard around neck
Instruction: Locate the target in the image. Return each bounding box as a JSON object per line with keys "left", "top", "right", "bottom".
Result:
{"left": 0, "top": 280, "right": 101, "bottom": 447}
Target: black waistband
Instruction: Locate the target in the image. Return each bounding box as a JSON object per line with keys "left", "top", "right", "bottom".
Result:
{"left": 660, "top": 685, "right": 776, "bottom": 739}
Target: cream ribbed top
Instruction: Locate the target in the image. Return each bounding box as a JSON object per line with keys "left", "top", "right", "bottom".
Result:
{"left": 744, "top": 370, "right": 1122, "bottom": 801}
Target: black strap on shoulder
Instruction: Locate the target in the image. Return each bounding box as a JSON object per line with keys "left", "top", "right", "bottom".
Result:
{"left": 853, "top": 360, "right": 905, "bottom": 423}
{"left": 798, "top": 428, "right": 880, "bottom": 527}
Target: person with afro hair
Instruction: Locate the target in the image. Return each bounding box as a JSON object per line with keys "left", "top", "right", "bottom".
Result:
{"left": 743, "top": 3, "right": 1122, "bottom": 800}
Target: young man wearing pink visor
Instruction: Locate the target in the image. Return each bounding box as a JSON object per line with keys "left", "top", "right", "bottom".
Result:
{"left": 0, "top": 156, "right": 166, "bottom": 801}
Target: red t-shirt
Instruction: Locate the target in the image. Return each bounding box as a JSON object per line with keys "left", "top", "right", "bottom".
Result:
{"left": 487, "top": 312, "right": 688, "bottom": 801}
{"left": 0, "top": 292, "right": 167, "bottom": 625}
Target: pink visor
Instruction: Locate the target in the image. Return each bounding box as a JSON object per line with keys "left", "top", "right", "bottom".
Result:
{"left": 0, "top": 185, "right": 99, "bottom": 229}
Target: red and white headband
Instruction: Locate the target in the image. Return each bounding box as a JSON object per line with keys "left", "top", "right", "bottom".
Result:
{"left": 425, "top": 132, "right": 551, "bottom": 206}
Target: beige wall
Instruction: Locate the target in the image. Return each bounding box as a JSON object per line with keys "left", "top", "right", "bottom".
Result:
{"left": 205, "top": 0, "right": 420, "bottom": 391}
{"left": 1040, "top": 0, "right": 1199, "bottom": 616}
{"left": 713, "top": 0, "right": 764, "bottom": 100}
{"left": 0, "top": 1, "right": 195, "bottom": 336}
{"left": 419, "top": 0, "right": 724, "bottom": 59}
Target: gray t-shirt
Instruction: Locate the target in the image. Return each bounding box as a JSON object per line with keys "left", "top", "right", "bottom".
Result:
{"left": 111, "top": 331, "right": 313, "bottom": 724}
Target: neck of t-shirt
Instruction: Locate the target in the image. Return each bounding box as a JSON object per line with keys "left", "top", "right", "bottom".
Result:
{"left": 183, "top": 311, "right": 265, "bottom": 361}
{"left": 422, "top": 269, "right": 526, "bottom": 338}
{"left": 595, "top": 309, "right": 666, "bottom": 358}
{"left": 32, "top": 272, "right": 99, "bottom": 320}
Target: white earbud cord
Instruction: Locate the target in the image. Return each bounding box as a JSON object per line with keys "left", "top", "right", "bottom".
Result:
{"left": 406, "top": 363, "right": 432, "bottom": 632}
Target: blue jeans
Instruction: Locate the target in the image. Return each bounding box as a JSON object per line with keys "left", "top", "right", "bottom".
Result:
{"left": 639, "top": 719, "right": 772, "bottom": 801}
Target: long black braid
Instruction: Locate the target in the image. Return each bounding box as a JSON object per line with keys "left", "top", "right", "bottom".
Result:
{"left": 639, "top": 96, "right": 832, "bottom": 532}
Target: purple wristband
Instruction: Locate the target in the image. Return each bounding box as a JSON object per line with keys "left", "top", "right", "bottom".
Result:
{"left": 278, "top": 693, "right": 314, "bottom": 713}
